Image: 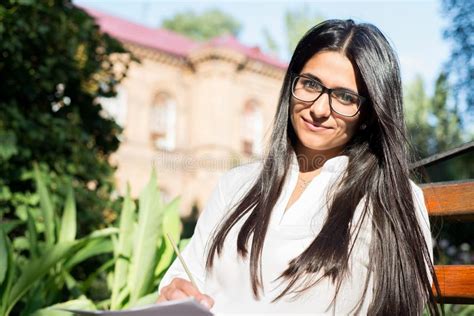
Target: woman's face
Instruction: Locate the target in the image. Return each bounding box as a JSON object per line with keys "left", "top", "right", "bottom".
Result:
{"left": 290, "top": 51, "right": 362, "bottom": 158}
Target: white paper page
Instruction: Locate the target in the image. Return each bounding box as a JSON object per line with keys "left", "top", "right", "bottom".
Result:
{"left": 59, "top": 298, "right": 214, "bottom": 316}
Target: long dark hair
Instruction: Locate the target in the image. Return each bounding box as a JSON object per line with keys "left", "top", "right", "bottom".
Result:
{"left": 206, "top": 19, "right": 441, "bottom": 315}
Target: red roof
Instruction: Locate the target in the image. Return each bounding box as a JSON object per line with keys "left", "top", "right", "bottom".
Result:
{"left": 205, "top": 35, "right": 287, "bottom": 69}
{"left": 81, "top": 6, "right": 287, "bottom": 69}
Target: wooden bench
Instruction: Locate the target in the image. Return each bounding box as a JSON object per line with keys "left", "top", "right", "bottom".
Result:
{"left": 422, "top": 180, "right": 474, "bottom": 304}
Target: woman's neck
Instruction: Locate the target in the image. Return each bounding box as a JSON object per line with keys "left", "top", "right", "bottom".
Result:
{"left": 293, "top": 143, "right": 344, "bottom": 173}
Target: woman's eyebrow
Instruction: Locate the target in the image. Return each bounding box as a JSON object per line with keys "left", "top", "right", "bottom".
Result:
{"left": 300, "top": 72, "right": 321, "bottom": 82}
{"left": 300, "top": 72, "right": 359, "bottom": 94}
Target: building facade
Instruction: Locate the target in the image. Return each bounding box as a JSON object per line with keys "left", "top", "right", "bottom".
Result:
{"left": 88, "top": 8, "right": 287, "bottom": 215}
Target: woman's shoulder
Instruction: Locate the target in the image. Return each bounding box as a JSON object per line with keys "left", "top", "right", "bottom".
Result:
{"left": 408, "top": 180, "right": 425, "bottom": 208}
{"left": 217, "top": 160, "right": 263, "bottom": 202}
{"left": 219, "top": 160, "right": 263, "bottom": 187}
{"left": 408, "top": 179, "right": 423, "bottom": 193}
{"left": 408, "top": 180, "right": 430, "bottom": 228}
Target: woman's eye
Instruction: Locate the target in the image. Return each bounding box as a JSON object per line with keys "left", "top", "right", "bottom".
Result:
{"left": 302, "top": 79, "right": 321, "bottom": 90}
{"left": 335, "top": 91, "right": 358, "bottom": 104}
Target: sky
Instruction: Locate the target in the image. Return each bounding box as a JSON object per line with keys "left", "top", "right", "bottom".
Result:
{"left": 74, "top": 0, "right": 451, "bottom": 95}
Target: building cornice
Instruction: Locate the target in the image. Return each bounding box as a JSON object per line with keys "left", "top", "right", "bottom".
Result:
{"left": 123, "top": 41, "right": 285, "bottom": 79}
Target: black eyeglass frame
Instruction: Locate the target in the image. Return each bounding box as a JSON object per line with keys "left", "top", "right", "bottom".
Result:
{"left": 291, "top": 74, "right": 366, "bottom": 118}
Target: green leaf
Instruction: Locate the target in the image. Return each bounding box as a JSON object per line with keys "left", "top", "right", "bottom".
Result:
{"left": 33, "top": 163, "right": 56, "bottom": 246}
{"left": 4, "top": 228, "right": 117, "bottom": 315}
{"left": 58, "top": 183, "right": 76, "bottom": 243}
{"left": 61, "top": 270, "right": 78, "bottom": 291}
{"left": 0, "top": 228, "right": 8, "bottom": 285}
{"left": 155, "top": 197, "right": 181, "bottom": 278}
{"left": 81, "top": 257, "right": 116, "bottom": 293}
{"left": 128, "top": 170, "right": 165, "bottom": 304}
{"left": 153, "top": 237, "right": 169, "bottom": 287}
{"left": 86, "top": 227, "right": 119, "bottom": 239}
{"left": 5, "top": 241, "right": 79, "bottom": 315}
{"left": 33, "top": 296, "right": 97, "bottom": 316}
{"left": 0, "top": 220, "right": 22, "bottom": 234}
{"left": 114, "top": 286, "right": 130, "bottom": 311}
{"left": 0, "top": 233, "right": 15, "bottom": 316}
{"left": 18, "top": 0, "right": 36, "bottom": 6}
{"left": 111, "top": 184, "right": 136, "bottom": 310}
{"left": 26, "top": 208, "right": 39, "bottom": 258}
{"left": 178, "top": 238, "right": 190, "bottom": 251}
{"left": 0, "top": 130, "right": 18, "bottom": 161}
{"left": 125, "top": 291, "right": 158, "bottom": 309}
{"left": 64, "top": 238, "right": 113, "bottom": 270}
{"left": 12, "top": 236, "right": 29, "bottom": 251}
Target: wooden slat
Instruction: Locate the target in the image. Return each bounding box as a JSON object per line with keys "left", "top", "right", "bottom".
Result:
{"left": 410, "top": 141, "right": 474, "bottom": 169}
{"left": 434, "top": 265, "right": 474, "bottom": 304}
{"left": 422, "top": 181, "right": 474, "bottom": 221}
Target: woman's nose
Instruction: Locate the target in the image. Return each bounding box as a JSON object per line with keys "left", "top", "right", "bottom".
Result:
{"left": 309, "top": 93, "right": 332, "bottom": 118}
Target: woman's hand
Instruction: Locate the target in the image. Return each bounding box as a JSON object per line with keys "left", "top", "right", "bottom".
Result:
{"left": 157, "top": 277, "right": 214, "bottom": 309}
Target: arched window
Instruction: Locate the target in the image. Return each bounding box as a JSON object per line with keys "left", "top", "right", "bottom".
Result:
{"left": 150, "top": 93, "right": 176, "bottom": 151}
{"left": 100, "top": 85, "right": 128, "bottom": 127}
{"left": 241, "top": 99, "right": 263, "bottom": 156}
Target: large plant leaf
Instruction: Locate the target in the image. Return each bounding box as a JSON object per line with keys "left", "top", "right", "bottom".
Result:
{"left": 33, "top": 296, "right": 97, "bottom": 316}
{"left": 128, "top": 170, "right": 164, "bottom": 304}
{"left": 0, "top": 228, "right": 8, "bottom": 285}
{"left": 61, "top": 270, "right": 78, "bottom": 291}
{"left": 110, "top": 185, "right": 136, "bottom": 310}
{"left": 5, "top": 241, "right": 78, "bottom": 315}
{"left": 87, "top": 227, "right": 119, "bottom": 239}
{"left": 179, "top": 238, "right": 190, "bottom": 251}
{"left": 154, "top": 197, "right": 181, "bottom": 278}
{"left": 5, "top": 228, "right": 117, "bottom": 315}
{"left": 64, "top": 238, "right": 113, "bottom": 270}
{"left": 0, "top": 220, "right": 22, "bottom": 234}
{"left": 26, "top": 209, "right": 39, "bottom": 258}
{"left": 124, "top": 291, "right": 159, "bottom": 309}
{"left": 81, "top": 257, "right": 116, "bottom": 293}
{"left": 33, "top": 163, "right": 56, "bottom": 245}
{"left": 58, "top": 183, "right": 76, "bottom": 243}
{"left": 0, "top": 233, "right": 15, "bottom": 316}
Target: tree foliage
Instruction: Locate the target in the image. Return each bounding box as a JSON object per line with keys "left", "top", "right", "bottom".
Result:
{"left": 263, "top": 5, "right": 323, "bottom": 57}
{"left": 161, "top": 8, "right": 242, "bottom": 41}
{"left": 284, "top": 6, "right": 324, "bottom": 56}
{"left": 404, "top": 73, "right": 463, "bottom": 158}
{"left": 442, "top": 0, "right": 474, "bottom": 112}
{"left": 430, "top": 73, "right": 464, "bottom": 152}
{"left": 0, "top": 0, "right": 132, "bottom": 236}
{"left": 405, "top": 75, "right": 434, "bottom": 158}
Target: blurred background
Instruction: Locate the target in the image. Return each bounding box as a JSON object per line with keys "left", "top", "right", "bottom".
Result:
{"left": 0, "top": 0, "right": 472, "bottom": 314}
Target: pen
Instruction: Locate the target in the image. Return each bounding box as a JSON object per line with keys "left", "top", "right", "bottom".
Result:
{"left": 166, "top": 233, "right": 200, "bottom": 292}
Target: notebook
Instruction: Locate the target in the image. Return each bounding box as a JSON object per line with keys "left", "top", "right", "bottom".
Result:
{"left": 59, "top": 298, "right": 213, "bottom": 316}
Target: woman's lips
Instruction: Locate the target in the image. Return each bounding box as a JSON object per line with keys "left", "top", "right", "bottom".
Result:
{"left": 301, "top": 117, "right": 332, "bottom": 132}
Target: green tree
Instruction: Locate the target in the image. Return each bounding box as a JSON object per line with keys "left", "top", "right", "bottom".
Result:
{"left": 262, "top": 27, "right": 279, "bottom": 55}
{"left": 161, "top": 9, "right": 242, "bottom": 41}
{"left": 442, "top": 0, "right": 474, "bottom": 112}
{"left": 404, "top": 75, "right": 434, "bottom": 158}
{"left": 430, "top": 73, "right": 463, "bottom": 153}
{"left": 404, "top": 73, "right": 463, "bottom": 158}
{"left": 0, "top": 0, "right": 132, "bottom": 236}
{"left": 263, "top": 5, "right": 323, "bottom": 57}
{"left": 284, "top": 6, "right": 324, "bottom": 56}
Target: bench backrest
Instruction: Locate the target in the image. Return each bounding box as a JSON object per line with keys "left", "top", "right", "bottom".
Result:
{"left": 422, "top": 180, "right": 474, "bottom": 304}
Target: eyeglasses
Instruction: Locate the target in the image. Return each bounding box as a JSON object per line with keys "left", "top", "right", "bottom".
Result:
{"left": 291, "top": 74, "right": 365, "bottom": 117}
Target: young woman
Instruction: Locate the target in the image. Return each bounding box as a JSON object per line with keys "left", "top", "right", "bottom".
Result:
{"left": 157, "top": 19, "right": 440, "bottom": 315}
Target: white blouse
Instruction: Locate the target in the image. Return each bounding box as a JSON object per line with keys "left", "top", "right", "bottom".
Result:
{"left": 158, "top": 154, "right": 432, "bottom": 315}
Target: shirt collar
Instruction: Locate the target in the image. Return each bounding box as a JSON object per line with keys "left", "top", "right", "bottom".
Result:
{"left": 289, "top": 149, "right": 349, "bottom": 174}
